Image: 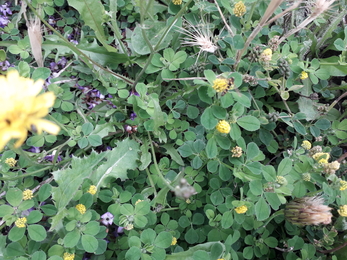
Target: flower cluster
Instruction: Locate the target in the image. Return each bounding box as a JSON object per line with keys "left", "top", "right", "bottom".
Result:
{"left": 259, "top": 48, "right": 273, "bottom": 63}
{"left": 174, "top": 178, "right": 197, "bottom": 199}
{"left": 312, "top": 152, "right": 330, "bottom": 164}
{"left": 75, "top": 204, "right": 86, "bottom": 214}
{"left": 338, "top": 205, "right": 347, "bottom": 217}
{"left": 235, "top": 205, "right": 248, "bottom": 214}
{"left": 4, "top": 157, "right": 16, "bottom": 167}
{"left": 172, "top": 0, "right": 182, "bottom": 5}
{"left": 276, "top": 176, "right": 287, "bottom": 185}
{"left": 23, "top": 189, "right": 34, "bottom": 200}
{"left": 301, "top": 140, "right": 312, "bottom": 150}
{"left": 87, "top": 185, "right": 97, "bottom": 195}
{"left": 0, "top": 3, "right": 11, "bottom": 28}
{"left": 340, "top": 180, "right": 347, "bottom": 191}
{"left": 231, "top": 146, "right": 242, "bottom": 157}
{"left": 302, "top": 173, "right": 311, "bottom": 182}
{"left": 300, "top": 71, "right": 308, "bottom": 80}
{"left": 171, "top": 237, "right": 177, "bottom": 245}
{"left": 323, "top": 161, "right": 341, "bottom": 175}
{"left": 0, "top": 70, "right": 60, "bottom": 151}
{"left": 284, "top": 196, "right": 332, "bottom": 226}
{"left": 216, "top": 120, "right": 230, "bottom": 134}
{"left": 15, "top": 217, "right": 27, "bottom": 228}
{"left": 233, "top": 1, "right": 246, "bottom": 17}
{"left": 77, "top": 84, "right": 116, "bottom": 109}
{"left": 212, "top": 78, "right": 229, "bottom": 93}
{"left": 63, "top": 252, "right": 75, "bottom": 260}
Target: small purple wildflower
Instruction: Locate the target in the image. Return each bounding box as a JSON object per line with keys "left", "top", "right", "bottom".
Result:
{"left": 0, "top": 3, "right": 12, "bottom": 16}
{"left": 27, "top": 147, "right": 41, "bottom": 153}
{"left": 130, "top": 90, "right": 140, "bottom": 97}
{"left": 101, "top": 212, "right": 114, "bottom": 226}
{"left": 130, "top": 112, "right": 137, "bottom": 121}
{"left": 0, "top": 60, "right": 11, "bottom": 71}
{"left": 0, "top": 16, "right": 9, "bottom": 28}
{"left": 44, "top": 154, "right": 62, "bottom": 163}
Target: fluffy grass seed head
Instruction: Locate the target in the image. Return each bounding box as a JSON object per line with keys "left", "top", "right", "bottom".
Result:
{"left": 63, "top": 252, "right": 75, "bottom": 260}
{"left": 284, "top": 196, "right": 332, "bottom": 226}
{"left": 301, "top": 140, "right": 312, "bottom": 150}
{"left": 87, "top": 185, "right": 97, "bottom": 195}
{"left": 300, "top": 71, "right": 309, "bottom": 80}
{"left": 338, "top": 205, "right": 347, "bottom": 217}
{"left": 0, "top": 70, "right": 60, "bottom": 151}
{"left": 4, "top": 158, "right": 16, "bottom": 167}
{"left": 235, "top": 205, "right": 248, "bottom": 214}
{"left": 212, "top": 78, "right": 229, "bottom": 93}
{"left": 23, "top": 189, "right": 33, "bottom": 200}
{"left": 178, "top": 19, "right": 218, "bottom": 58}
{"left": 15, "top": 217, "right": 27, "bottom": 228}
{"left": 76, "top": 204, "right": 86, "bottom": 214}
{"left": 216, "top": 120, "right": 231, "bottom": 134}
{"left": 233, "top": 1, "right": 246, "bottom": 17}
{"left": 340, "top": 180, "right": 347, "bottom": 191}
{"left": 172, "top": 0, "right": 182, "bottom": 4}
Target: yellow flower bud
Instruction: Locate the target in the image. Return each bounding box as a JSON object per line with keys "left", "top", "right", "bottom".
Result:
{"left": 75, "top": 204, "right": 86, "bottom": 214}
{"left": 87, "top": 185, "right": 97, "bottom": 195}
{"left": 233, "top": 1, "right": 246, "bottom": 17}
{"left": 300, "top": 71, "right": 308, "bottom": 80}
{"left": 234, "top": 205, "right": 247, "bottom": 214}
{"left": 15, "top": 217, "right": 27, "bottom": 228}
{"left": 23, "top": 189, "right": 34, "bottom": 200}
{"left": 216, "top": 120, "right": 230, "bottom": 134}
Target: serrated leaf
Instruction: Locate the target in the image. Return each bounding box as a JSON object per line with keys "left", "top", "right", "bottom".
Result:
{"left": 91, "top": 139, "right": 140, "bottom": 187}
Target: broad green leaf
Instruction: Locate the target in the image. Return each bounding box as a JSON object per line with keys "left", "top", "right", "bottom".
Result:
{"left": 246, "top": 142, "right": 260, "bottom": 161}
{"left": 91, "top": 139, "right": 139, "bottom": 187}
{"left": 237, "top": 116, "right": 260, "bottom": 131}
{"left": 28, "top": 225, "right": 47, "bottom": 242}
{"left": 81, "top": 234, "right": 98, "bottom": 253}
{"left": 154, "top": 232, "right": 172, "bottom": 248}
{"left": 201, "top": 107, "right": 218, "bottom": 130}
{"left": 255, "top": 197, "right": 270, "bottom": 221}
{"left": 162, "top": 144, "right": 185, "bottom": 166}
{"left": 8, "top": 226, "right": 26, "bottom": 242}
{"left": 66, "top": 0, "right": 118, "bottom": 53}
{"left": 278, "top": 158, "right": 292, "bottom": 175}
{"left": 64, "top": 230, "right": 81, "bottom": 248}
{"left": 6, "top": 188, "right": 22, "bottom": 207}
{"left": 206, "top": 137, "right": 218, "bottom": 159}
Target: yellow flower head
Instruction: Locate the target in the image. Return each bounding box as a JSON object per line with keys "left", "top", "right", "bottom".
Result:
{"left": 318, "top": 158, "right": 328, "bottom": 165}
{"left": 87, "top": 185, "right": 97, "bottom": 195}
{"left": 216, "top": 120, "right": 230, "bottom": 134}
{"left": 300, "top": 71, "right": 308, "bottom": 80}
{"left": 0, "top": 70, "right": 60, "bottom": 151}
{"left": 23, "top": 189, "right": 33, "bottom": 200}
{"left": 340, "top": 180, "right": 347, "bottom": 191}
{"left": 301, "top": 140, "right": 311, "bottom": 150}
{"left": 63, "top": 252, "right": 75, "bottom": 260}
{"left": 212, "top": 78, "right": 229, "bottom": 93}
{"left": 4, "top": 157, "right": 16, "bottom": 167}
{"left": 235, "top": 205, "right": 247, "bottom": 214}
{"left": 171, "top": 237, "right": 177, "bottom": 245}
{"left": 312, "top": 152, "right": 330, "bottom": 161}
{"left": 338, "top": 205, "right": 347, "bottom": 217}
{"left": 135, "top": 199, "right": 143, "bottom": 205}
{"left": 231, "top": 146, "right": 243, "bottom": 157}
{"left": 233, "top": 1, "right": 246, "bottom": 17}
{"left": 172, "top": 0, "right": 182, "bottom": 4}
{"left": 15, "top": 217, "right": 27, "bottom": 228}
{"left": 262, "top": 48, "right": 272, "bottom": 56}
{"left": 302, "top": 173, "right": 311, "bottom": 182}
{"left": 75, "top": 204, "right": 86, "bottom": 214}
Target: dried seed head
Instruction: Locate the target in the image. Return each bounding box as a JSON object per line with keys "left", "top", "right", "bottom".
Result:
{"left": 26, "top": 15, "right": 43, "bottom": 67}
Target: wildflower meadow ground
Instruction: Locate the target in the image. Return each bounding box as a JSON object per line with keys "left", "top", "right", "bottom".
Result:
{"left": 1, "top": 0, "right": 347, "bottom": 259}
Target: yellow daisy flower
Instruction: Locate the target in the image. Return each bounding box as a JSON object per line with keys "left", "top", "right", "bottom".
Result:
{"left": 0, "top": 70, "right": 60, "bottom": 151}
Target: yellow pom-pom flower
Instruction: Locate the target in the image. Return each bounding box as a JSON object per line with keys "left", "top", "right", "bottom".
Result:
{"left": 76, "top": 204, "right": 86, "bottom": 214}
{"left": 216, "top": 120, "right": 230, "bottom": 134}
{"left": 15, "top": 217, "right": 27, "bottom": 228}
{"left": 233, "top": 1, "right": 246, "bottom": 17}
{"left": 63, "top": 252, "right": 75, "bottom": 260}
{"left": 312, "top": 152, "right": 330, "bottom": 161}
{"left": 4, "top": 158, "right": 17, "bottom": 167}
{"left": 87, "top": 185, "right": 97, "bottom": 195}
{"left": 172, "top": 0, "right": 182, "bottom": 5}
{"left": 338, "top": 205, "right": 347, "bottom": 217}
{"left": 340, "top": 180, "right": 347, "bottom": 191}
{"left": 212, "top": 78, "right": 229, "bottom": 93}
{"left": 0, "top": 70, "right": 60, "bottom": 151}
{"left": 23, "top": 189, "right": 33, "bottom": 200}
{"left": 301, "top": 140, "right": 311, "bottom": 150}
{"left": 300, "top": 71, "right": 308, "bottom": 80}
{"left": 234, "top": 205, "right": 247, "bottom": 214}
{"left": 171, "top": 237, "right": 177, "bottom": 245}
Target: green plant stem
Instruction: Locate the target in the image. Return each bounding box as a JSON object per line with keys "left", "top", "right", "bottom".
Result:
{"left": 0, "top": 166, "right": 52, "bottom": 181}
{"left": 146, "top": 168, "right": 158, "bottom": 197}
{"left": 147, "top": 132, "right": 175, "bottom": 190}
{"left": 24, "top": 0, "right": 134, "bottom": 85}
{"left": 47, "top": 114, "right": 69, "bottom": 133}
{"left": 253, "top": 209, "right": 284, "bottom": 235}
{"left": 327, "top": 92, "right": 347, "bottom": 113}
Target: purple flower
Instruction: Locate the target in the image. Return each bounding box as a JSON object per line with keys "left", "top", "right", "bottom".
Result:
{"left": 44, "top": 154, "right": 62, "bottom": 163}
{"left": 130, "top": 90, "right": 140, "bottom": 97}
{"left": 130, "top": 112, "right": 137, "bottom": 121}
{"left": 57, "top": 57, "right": 67, "bottom": 67}
{"left": 0, "top": 3, "right": 12, "bottom": 16}
{"left": 113, "top": 226, "right": 124, "bottom": 237}
{"left": 0, "top": 16, "right": 9, "bottom": 28}
{"left": 27, "top": 147, "right": 41, "bottom": 153}
{"left": 101, "top": 212, "right": 114, "bottom": 225}
{"left": 0, "top": 60, "right": 11, "bottom": 71}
